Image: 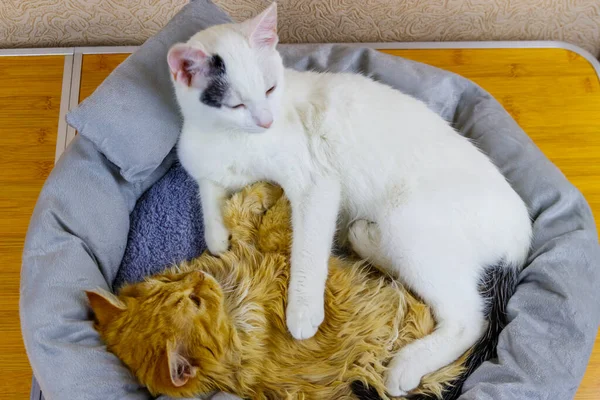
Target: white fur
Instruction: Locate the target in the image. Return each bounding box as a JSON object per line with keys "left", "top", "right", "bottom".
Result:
{"left": 171, "top": 3, "right": 532, "bottom": 396}
{"left": 209, "top": 393, "right": 243, "bottom": 400}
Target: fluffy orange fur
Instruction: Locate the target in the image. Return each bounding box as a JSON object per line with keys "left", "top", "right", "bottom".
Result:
{"left": 87, "top": 183, "right": 467, "bottom": 399}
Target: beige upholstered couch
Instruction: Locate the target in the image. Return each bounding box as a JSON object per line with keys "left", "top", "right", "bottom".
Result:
{"left": 1, "top": 0, "right": 599, "bottom": 56}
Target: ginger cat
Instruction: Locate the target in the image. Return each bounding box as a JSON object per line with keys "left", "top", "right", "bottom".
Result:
{"left": 87, "top": 183, "right": 466, "bottom": 400}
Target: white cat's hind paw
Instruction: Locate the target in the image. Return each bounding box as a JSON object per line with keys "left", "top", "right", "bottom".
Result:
{"left": 349, "top": 219, "right": 375, "bottom": 258}
{"left": 286, "top": 298, "right": 324, "bottom": 340}
{"left": 384, "top": 352, "right": 424, "bottom": 397}
{"left": 349, "top": 220, "right": 389, "bottom": 268}
{"left": 205, "top": 224, "right": 230, "bottom": 255}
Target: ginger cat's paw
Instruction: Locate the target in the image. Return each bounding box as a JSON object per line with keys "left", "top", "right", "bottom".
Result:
{"left": 224, "top": 183, "right": 285, "bottom": 249}
{"left": 243, "top": 182, "right": 284, "bottom": 214}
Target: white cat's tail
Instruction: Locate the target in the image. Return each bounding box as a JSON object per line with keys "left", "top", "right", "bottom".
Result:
{"left": 351, "top": 261, "right": 520, "bottom": 400}
{"left": 440, "top": 261, "right": 520, "bottom": 399}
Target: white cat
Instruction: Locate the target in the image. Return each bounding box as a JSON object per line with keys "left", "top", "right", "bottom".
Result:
{"left": 169, "top": 3, "right": 532, "bottom": 396}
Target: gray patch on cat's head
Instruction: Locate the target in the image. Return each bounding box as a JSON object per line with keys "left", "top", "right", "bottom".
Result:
{"left": 200, "top": 54, "right": 228, "bottom": 108}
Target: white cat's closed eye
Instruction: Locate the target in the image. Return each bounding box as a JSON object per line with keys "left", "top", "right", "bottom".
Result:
{"left": 228, "top": 85, "right": 275, "bottom": 110}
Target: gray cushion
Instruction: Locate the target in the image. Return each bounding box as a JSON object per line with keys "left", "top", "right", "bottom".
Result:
{"left": 24, "top": 4, "right": 600, "bottom": 400}
{"left": 66, "top": 0, "right": 230, "bottom": 182}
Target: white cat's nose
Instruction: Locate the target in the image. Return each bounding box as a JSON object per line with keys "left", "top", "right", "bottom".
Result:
{"left": 258, "top": 118, "right": 273, "bottom": 129}
{"left": 253, "top": 109, "right": 273, "bottom": 129}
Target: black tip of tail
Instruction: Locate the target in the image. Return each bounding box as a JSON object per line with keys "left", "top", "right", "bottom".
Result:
{"left": 351, "top": 381, "right": 439, "bottom": 400}
{"left": 351, "top": 381, "right": 384, "bottom": 400}
{"left": 438, "top": 263, "right": 519, "bottom": 400}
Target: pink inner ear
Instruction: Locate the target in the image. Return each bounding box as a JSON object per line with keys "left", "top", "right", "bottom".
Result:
{"left": 248, "top": 3, "right": 278, "bottom": 48}
{"left": 167, "top": 44, "right": 207, "bottom": 87}
{"left": 168, "top": 348, "right": 198, "bottom": 387}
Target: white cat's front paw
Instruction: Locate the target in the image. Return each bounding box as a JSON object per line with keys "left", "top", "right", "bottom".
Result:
{"left": 286, "top": 295, "right": 324, "bottom": 340}
{"left": 205, "top": 223, "right": 230, "bottom": 255}
{"left": 384, "top": 353, "right": 423, "bottom": 397}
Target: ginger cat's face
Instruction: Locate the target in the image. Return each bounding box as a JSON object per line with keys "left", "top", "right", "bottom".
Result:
{"left": 86, "top": 270, "right": 230, "bottom": 397}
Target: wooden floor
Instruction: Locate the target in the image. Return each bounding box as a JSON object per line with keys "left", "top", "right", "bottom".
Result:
{"left": 0, "top": 55, "right": 63, "bottom": 399}
{"left": 1, "top": 47, "right": 599, "bottom": 398}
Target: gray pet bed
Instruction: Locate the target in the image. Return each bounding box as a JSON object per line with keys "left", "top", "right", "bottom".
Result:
{"left": 21, "top": 1, "right": 600, "bottom": 399}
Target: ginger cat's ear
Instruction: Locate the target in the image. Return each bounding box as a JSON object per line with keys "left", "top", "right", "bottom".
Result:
{"left": 242, "top": 2, "right": 278, "bottom": 49}
{"left": 85, "top": 289, "right": 126, "bottom": 326}
{"left": 167, "top": 342, "right": 198, "bottom": 387}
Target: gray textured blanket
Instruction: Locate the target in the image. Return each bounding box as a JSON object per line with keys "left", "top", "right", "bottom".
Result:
{"left": 114, "top": 163, "right": 205, "bottom": 289}
{"left": 21, "top": 1, "right": 600, "bottom": 399}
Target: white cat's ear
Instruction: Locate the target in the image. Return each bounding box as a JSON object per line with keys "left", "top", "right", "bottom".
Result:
{"left": 243, "top": 2, "right": 278, "bottom": 49}
{"left": 86, "top": 289, "right": 126, "bottom": 326}
{"left": 167, "top": 43, "right": 208, "bottom": 88}
{"left": 166, "top": 342, "right": 198, "bottom": 387}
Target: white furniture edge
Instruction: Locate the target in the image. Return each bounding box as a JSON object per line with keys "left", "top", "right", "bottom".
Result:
{"left": 1, "top": 41, "right": 598, "bottom": 163}
{"left": 55, "top": 56, "right": 73, "bottom": 162}
{"left": 65, "top": 54, "right": 83, "bottom": 147}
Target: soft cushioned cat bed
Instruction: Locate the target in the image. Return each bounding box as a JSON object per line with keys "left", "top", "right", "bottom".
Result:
{"left": 21, "top": 1, "right": 600, "bottom": 399}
